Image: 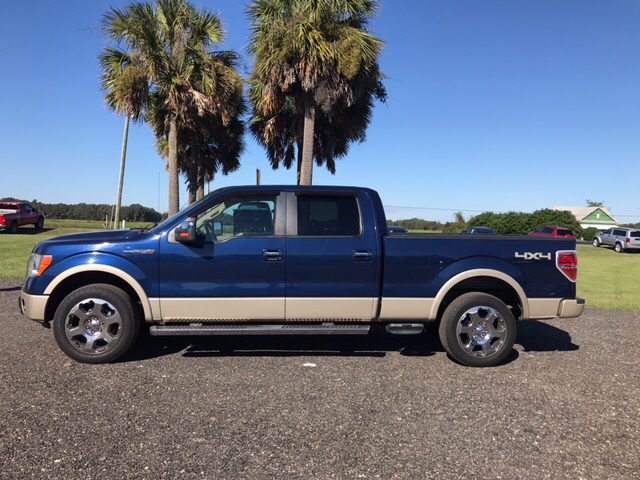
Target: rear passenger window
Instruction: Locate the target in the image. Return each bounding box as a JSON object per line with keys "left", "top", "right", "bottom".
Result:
{"left": 614, "top": 229, "right": 625, "bottom": 236}
{"left": 297, "top": 195, "right": 361, "bottom": 236}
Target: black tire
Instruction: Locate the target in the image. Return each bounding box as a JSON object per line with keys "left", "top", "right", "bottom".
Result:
{"left": 9, "top": 221, "right": 18, "bottom": 234}
{"left": 615, "top": 243, "right": 623, "bottom": 253}
{"left": 53, "top": 284, "right": 140, "bottom": 363}
{"left": 438, "top": 292, "right": 516, "bottom": 367}
{"left": 36, "top": 217, "right": 44, "bottom": 229}
{"left": 592, "top": 238, "right": 600, "bottom": 247}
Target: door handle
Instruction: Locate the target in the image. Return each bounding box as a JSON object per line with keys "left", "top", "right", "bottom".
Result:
{"left": 263, "top": 249, "right": 283, "bottom": 262}
{"left": 353, "top": 250, "right": 372, "bottom": 262}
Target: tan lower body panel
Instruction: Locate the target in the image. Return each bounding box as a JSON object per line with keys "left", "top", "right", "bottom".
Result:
{"left": 285, "top": 298, "right": 378, "bottom": 321}
{"left": 379, "top": 298, "right": 435, "bottom": 320}
{"left": 159, "top": 298, "right": 284, "bottom": 322}
{"left": 20, "top": 291, "right": 48, "bottom": 321}
{"left": 528, "top": 298, "right": 563, "bottom": 319}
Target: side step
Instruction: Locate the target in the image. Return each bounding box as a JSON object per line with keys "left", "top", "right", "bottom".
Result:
{"left": 385, "top": 323, "right": 425, "bottom": 335}
{"left": 149, "top": 323, "right": 371, "bottom": 337}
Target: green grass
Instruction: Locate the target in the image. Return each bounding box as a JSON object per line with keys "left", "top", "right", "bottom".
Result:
{"left": 576, "top": 244, "right": 640, "bottom": 311}
{"left": 2, "top": 230, "right": 639, "bottom": 312}
{"left": 0, "top": 227, "right": 97, "bottom": 280}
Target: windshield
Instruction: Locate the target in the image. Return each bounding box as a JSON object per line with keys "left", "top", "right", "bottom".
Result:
{"left": 149, "top": 191, "right": 218, "bottom": 235}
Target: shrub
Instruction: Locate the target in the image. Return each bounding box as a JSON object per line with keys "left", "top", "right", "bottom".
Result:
{"left": 582, "top": 227, "right": 600, "bottom": 242}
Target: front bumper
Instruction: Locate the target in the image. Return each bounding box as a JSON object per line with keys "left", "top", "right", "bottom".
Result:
{"left": 19, "top": 290, "right": 48, "bottom": 322}
{"left": 558, "top": 297, "right": 585, "bottom": 318}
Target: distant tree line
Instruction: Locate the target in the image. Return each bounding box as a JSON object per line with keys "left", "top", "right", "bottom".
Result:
{"left": 443, "top": 209, "right": 584, "bottom": 237}
{"left": 0, "top": 198, "right": 163, "bottom": 222}
{"left": 387, "top": 218, "right": 444, "bottom": 231}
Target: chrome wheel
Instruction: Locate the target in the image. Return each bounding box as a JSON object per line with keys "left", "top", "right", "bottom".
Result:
{"left": 64, "top": 298, "right": 122, "bottom": 354}
{"left": 455, "top": 306, "right": 506, "bottom": 358}
{"left": 592, "top": 238, "right": 599, "bottom": 247}
{"left": 615, "top": 243, "right": 623, "bottom": 253}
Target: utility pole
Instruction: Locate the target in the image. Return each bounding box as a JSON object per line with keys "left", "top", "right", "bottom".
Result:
{"left": 256, "top": 168, "right": 261, "bottom": 185}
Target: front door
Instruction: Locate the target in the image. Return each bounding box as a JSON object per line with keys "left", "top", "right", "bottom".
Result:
{"left": 285, "top": 191, "right": 379, "bottom": 321}
{"left": 158, "top": 193, "right": 286, "bottom": 322}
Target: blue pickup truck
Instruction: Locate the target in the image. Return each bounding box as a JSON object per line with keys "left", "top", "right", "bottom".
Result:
{"left": 20, "top": 186, "right": 584, "bottom": 367}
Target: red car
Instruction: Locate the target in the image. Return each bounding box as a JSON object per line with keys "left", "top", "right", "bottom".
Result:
{"left": 0, "top": 202, "right": 45, "bottom": 233}
{"left": 529, "top": 226, "right": 575, "bottom": 238}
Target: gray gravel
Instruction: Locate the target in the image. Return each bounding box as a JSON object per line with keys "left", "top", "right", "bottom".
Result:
{"left": 0, "top": 280, "right": 638, "bottom": 480}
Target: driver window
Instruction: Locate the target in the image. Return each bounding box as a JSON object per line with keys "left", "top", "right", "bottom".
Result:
{"left": 196, "top": 195, "right": 277, "bottom": 242}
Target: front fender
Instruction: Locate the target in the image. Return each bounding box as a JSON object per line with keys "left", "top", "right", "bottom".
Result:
{"left": 29, "top": 253, "right": 155, "bottom": 321}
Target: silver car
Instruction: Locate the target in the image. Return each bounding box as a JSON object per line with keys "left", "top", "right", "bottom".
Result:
{"left": 593, "top": 227, "right": 640, "bottom": 253}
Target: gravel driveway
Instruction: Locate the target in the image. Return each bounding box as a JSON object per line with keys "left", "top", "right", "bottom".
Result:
{"left": 0, "top": 280, "right": 638, "bottom": 479}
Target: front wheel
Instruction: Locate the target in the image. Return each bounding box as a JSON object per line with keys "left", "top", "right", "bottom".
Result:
{"left": 438, "top": 292, "right": 516, "bottom": 367}
{"left": 615, "top": 243, "right": 623, "bottom": 253}
{"left": 53, "top": 284, "right": 140, "bottom": 363}
{"left": 592, "top": 238, "right": 600, "bottom": 247}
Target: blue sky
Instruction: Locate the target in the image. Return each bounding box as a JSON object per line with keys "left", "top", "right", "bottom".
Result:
{"left": 1, "top": 0, "right": 639, "bottom": 222}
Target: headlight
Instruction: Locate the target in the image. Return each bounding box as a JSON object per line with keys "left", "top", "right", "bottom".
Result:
{"left": 26, "top": 253, "right": 52, "bottom": 278}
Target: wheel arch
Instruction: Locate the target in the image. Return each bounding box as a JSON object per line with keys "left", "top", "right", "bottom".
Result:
{"left": 430, "top": 269, "right": 529, "bottom": 321}
{"left": 43, "top": 265, "right": 154, "bottom": 323}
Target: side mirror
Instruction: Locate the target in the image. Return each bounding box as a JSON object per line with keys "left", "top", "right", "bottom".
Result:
{"left": 175, "top": 219, "right": 197, "bottom": 244}
{"left": 213, "top": 221, "right": 223, "bottom": 236}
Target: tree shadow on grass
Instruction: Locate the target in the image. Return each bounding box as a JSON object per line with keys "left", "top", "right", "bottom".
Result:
{"left": 1, "top": 227, "right": 54, "bottom": 235}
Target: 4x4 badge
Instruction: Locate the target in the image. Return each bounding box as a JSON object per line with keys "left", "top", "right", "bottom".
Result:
{"left": 515, "top": 252, "right": 551, "bottom": 260}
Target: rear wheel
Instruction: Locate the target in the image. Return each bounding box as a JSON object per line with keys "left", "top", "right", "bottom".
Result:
{"left": 53, "top": 284, "right": 139, "bottom": 363}
{"left": 36, "top": 217, "right": 44, "bottom": 229}
{"left": 438, "top": 292, "right": 516, "bottom": 367}
{"left": 9, "top": 222, "right": 18, "bottom": 234}
{"left": 592, "top": 238, "right": 600, "bottom": 247}
{"left": 615, "top": 243, "right": 623, "bottom": 253}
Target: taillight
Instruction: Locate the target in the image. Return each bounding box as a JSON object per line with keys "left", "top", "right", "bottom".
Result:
{"left": 557, "top": 251, "right": 577, "bottom": 282}
{"left": 627, "top": 237, "right": 630, "bottom": 244}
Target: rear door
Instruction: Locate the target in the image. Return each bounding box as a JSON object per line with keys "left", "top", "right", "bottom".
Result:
{"left": 158, "top": 192, "right": 286, "bottom": 321}
{"left": 285, "top": 191, "right": 379, "bottom": 321}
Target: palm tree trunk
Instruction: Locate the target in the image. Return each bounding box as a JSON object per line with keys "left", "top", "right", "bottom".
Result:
{"left": 299, "top": 92, "right": 315, "bottom": 186}
{"left": 188, "top": 142, "right": 199, "bottom": 205}
{"left": 188, "top": 161, "right": 197, "bottom": 205}
{"left": 197, "top": 165, "right": 205, "bottom": 201}
{"left": 114, "top": 116, "right": 130, "bottom": 229}
{"left": 296, "top": 138, "right": 303, "bottom": 185}
{"left": 168, "top": 113, "right": 179, "bottom": 216}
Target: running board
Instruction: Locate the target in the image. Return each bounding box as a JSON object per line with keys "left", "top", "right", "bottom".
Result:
{"left": 149, "top": 323, "right": 371, "bottom": 336}
{"left": 385, "top": 323, "right": 425, "bottom": 335}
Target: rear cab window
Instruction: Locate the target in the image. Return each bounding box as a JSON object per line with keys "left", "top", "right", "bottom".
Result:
{"left": 297, "top": 195, "right": 361, "bottom": 236}
{"left": 557, "top": 229, "right": 572, "bottom": 236}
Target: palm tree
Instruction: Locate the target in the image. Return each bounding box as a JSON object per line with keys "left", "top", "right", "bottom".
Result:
{"left": 99, "top": 49, "right": 150, "bottom": 228}
{"left": 102, "top": 0, "right": 231, "bottom": 216}
{"left": 249, "top": 64, "right": 385, "bottom": 181}
{"left": 247, "top": 0, "right": 385, "bottom": 185}
{"left": 146, "top": 50, "right": 247, "bottom": 204}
